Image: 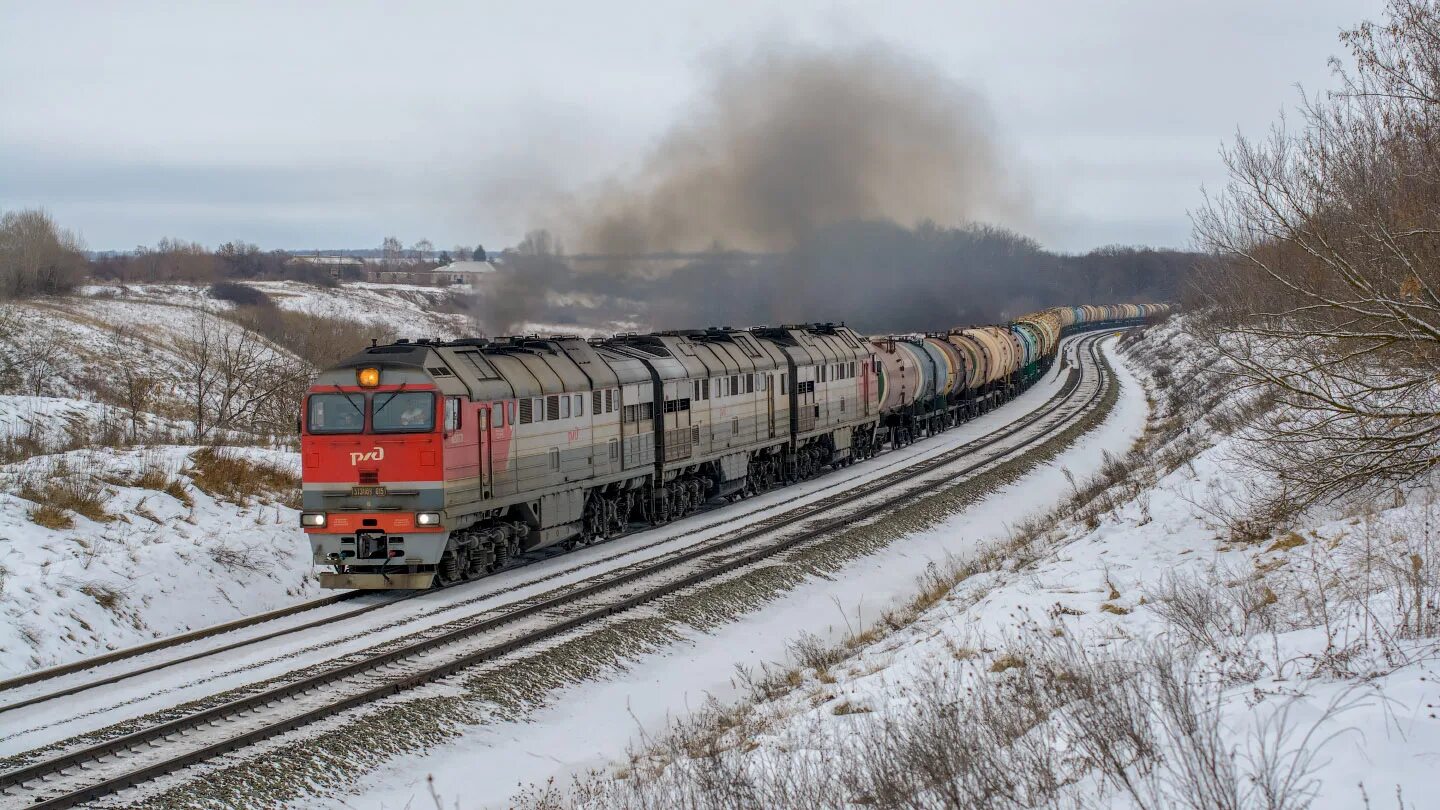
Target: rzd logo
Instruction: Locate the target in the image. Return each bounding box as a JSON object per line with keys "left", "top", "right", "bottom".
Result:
{"left": 349, "top": 447, "right": 385, "bottom": 465}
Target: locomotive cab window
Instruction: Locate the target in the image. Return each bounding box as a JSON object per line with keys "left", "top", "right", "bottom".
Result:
{"left": 443, "top": 397, "right": 462, "bottom": 432}
{"left": 307, "top": 393, "right": 365, "bottom": 434}
{"left": 372, "top": 392, "right": 436, "bottom": 433}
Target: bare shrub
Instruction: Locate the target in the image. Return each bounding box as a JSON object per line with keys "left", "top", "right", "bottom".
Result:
{"left": 78, "top": 581, "right": 126, "bottom": 612}
{"left": 1193, "top": 0, "right": 1440, "bottom": 505}
{"left": 228, "top": 305, "right": 395, "bottom": 370}
{"left": 16, "top": 462, "right": 112, "bottom": 525}
{"left": 177, "top": 309, "right": 310, "bottom": 440}
{"left": 186, "top": 446, "right": 299, "bottom": 507}
{"left": 207, "top": 543, "right": 274, "bottom": 574}
{"left": 208, "top": 281, "right": 272, "bottom": 307}
{"left": 1146, "top": 567, "right": 1270, "bottom": 682}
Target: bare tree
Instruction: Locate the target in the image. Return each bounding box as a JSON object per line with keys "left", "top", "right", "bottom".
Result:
{"left": 0, "top": 304, "right": 23, "bottom": 392}
{"left": 1193, "top": 0, "right": 1440, "bottom": 504}
{"left": 381, "top": 236, "right": 404, "bottom": 271}
{"left": 177, "top": 309, "right": 311, "bottom": 441}
{"left": 0, "top": 209, "right": 86, "bottom": 297}
{"left": 177, "top": 310, "right": 220, "bottom": 440}
{"left": 212, "top": 322, "right": 309, "bottom": 437}
{"left": 411, "top": 238, "right": 434, "bottom": 262}
{"left": 107, "top": 325, "right": 161, "bottom": 442}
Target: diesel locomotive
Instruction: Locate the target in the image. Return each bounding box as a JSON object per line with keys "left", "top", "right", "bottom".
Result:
{"left": 300, "top": 303, "right": 1170, "bottom": 589}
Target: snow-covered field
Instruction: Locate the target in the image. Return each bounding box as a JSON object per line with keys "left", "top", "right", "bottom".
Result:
{"left": 0, "top": 280, "right": 481, "bottom": 677}
{"left": 0, "top": 444, "right": 312, "bottom": 677}
{"left": 8, "top": 310, "right": 1430, "bottom": 809}
{"left": 78, "top": 281, "right": 472, "bottom": 340}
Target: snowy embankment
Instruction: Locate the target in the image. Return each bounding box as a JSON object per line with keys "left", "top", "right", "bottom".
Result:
{"left": 0, "top": 282, "right": 469, "bottom": 676}
{"left": 323, "top": 334, "right": 1150, "bottom": 810}
{"left": 487, "top": 318, "right": 1438, "bottom": 810}
{"left": 0, "top": 443, "right": 313, "bottom": 677}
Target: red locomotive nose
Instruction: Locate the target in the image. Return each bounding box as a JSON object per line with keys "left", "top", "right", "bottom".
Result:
{"left": 300, "top": 385, "right": 445, "bottom": 486}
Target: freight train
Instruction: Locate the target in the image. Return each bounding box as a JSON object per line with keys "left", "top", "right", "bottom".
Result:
{"left": 300, "top": 303, "right": 1171, "bottom": 589}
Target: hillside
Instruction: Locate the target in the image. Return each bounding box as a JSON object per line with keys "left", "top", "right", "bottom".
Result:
{"left": 82, "top": 281, "right": 472, "bottom": 341}
{"left": 0, "top": 282, "right": 467, "bottom": 674}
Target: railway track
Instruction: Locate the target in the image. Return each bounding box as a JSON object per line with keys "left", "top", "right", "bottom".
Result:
{"left": 0, "top": 332, "right": 1119, "bottom": 810}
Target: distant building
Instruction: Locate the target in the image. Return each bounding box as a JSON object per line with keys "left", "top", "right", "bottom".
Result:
{"left": 432, "top": 260, "right": 497, "bottom": 285}
{"left": 285, "top": 255, "right": 496, "bottom": 286}
{"left": 287, "top": 255, "right": 366, "bottom": 274}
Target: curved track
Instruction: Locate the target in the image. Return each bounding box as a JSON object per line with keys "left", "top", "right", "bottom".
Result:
{"left": 0, "top": 332, "right": 1119, "bottom": 810}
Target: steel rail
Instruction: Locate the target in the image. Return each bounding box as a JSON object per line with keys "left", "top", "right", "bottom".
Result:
{"left": 0, "top": 591, "right": 375, "bottom": 694}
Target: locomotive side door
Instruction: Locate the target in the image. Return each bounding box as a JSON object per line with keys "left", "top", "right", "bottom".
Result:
{"left": 476, "top": 405, "right": 491, "bottom": 498}
{"left": 861, "top": 358, "right": 871, "bottom": 416}
{"left": 767, "top": 373, "right": 776, "bottom": 438}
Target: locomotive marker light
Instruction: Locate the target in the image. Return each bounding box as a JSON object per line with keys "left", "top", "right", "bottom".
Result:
{"left": 356, "top": 367, "right": 380, "bottom": 388}
{"left": 416, "top": 511, "right": 441, "bottom": 526}
{"left": 300, "top": 512, "right": 327, "bottom": 528}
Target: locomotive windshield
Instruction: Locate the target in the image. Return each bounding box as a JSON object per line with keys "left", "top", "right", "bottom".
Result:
{"left": 372, "top": 391, "right": 436, "bottom": 433}
{"left": 307, "top": 393, "right": 365, "bottom": 433}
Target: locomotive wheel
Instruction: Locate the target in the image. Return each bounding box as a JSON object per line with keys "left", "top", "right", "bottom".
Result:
{"left": 437, "top": 548, "right": 463, "bottom": 586}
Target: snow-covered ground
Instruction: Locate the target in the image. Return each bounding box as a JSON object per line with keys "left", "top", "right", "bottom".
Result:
{"left": 465, "top": 318, "right": 1439, "bottom": 810}
{"left": 77, "top": 281, "right": 471, "bottom": 340}
{"left": 318, "top": 333, "right": 1151, "bottom": 809}
{"left": 0, "top": 442, "right": 312, "bottom": 677}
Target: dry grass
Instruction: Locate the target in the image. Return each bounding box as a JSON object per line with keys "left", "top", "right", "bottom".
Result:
{"left": 831, "top": 700, "right": 871, "bottom": 716}
{"left": 78, "top": 582, "right": 125, "bottom": 612}
{"left": 186, "top": 446, "right": 299, "bottom": 507}
{"left": 17, "top": 464, "right": 112, "bottom": 525}
{"left": 27, "top": 502, "right": 73, "bottom": 529}
{"left": 988, "top": 652, "right": 1027, "bottom": 672}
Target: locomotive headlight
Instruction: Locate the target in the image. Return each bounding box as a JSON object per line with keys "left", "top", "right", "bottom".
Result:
{"left": 356, "top": 367, "right": 380, "bottom": 388}
{"left": 300, "top": 512, "right": 327, "bottom": 528}
{"left": 416, "top": 511, "right": 441, "bottom": 526}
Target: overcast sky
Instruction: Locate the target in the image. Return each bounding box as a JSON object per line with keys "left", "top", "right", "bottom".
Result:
{"left": 0, "top": 0, "right": 1383, "bottom": 253}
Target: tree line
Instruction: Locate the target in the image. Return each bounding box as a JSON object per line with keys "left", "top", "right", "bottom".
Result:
{"left": 0, "top": 213, "right": 490, "bottom": 297}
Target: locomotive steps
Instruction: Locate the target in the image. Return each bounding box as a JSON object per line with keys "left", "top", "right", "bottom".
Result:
{"left": 0, "top": 333, "right": 1118, "bottom": 810}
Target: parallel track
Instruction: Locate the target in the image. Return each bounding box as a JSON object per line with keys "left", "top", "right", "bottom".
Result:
{"left": 1, "top": 332, "right": 1118, "bottom": 810}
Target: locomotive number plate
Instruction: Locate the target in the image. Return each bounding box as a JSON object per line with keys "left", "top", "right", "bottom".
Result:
{"left": 350, "top": 486, "right": 387, "bottom": 497}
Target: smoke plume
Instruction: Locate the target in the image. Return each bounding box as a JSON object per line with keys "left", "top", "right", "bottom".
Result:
{"left": 465, "top": 43, "right": 1190, "bottom": 337}
{"left": 563, "top": 42, "right": 1026, "bottom": 255}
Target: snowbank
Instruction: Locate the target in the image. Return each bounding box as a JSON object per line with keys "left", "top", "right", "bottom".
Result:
{"left": 0, "top": 445, "right": 316, "bottom": 676}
